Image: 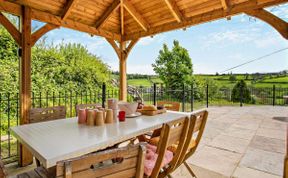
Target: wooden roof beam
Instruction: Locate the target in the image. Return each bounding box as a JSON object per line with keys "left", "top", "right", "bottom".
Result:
{"left": 0, "top": 12, "right": 21, "bottom": 45}
{"left": 221, "top": 0, "right": 229, "bottom": 11}
{"left": 123, "top": 0, "right": 288, "bottom": 41}
{"left": 61, "top": 0, "right": 78, "bottom": 21}
{"left": 246, "top": 8, "right": 288, "bottom": 39}
{"left": 123, "top": 0, "right": 150, "bottom": 31}
{"left": 95, "top": 0, "right": 120, "bottom": 29}
{"left": 164, "top": 0, "right": 184, "bottom": 23}
{"left": 0, "top": 1, "right": 121, "bottom": 41}
{"left": 120, "top": 0, "right": 124, "bottom": 35}
{"left": 31, "top": 24, "right": 59, "bottom": 45}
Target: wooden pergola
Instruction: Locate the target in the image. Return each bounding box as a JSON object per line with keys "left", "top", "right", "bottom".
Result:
{"left": 0, "top": 0, "right": 287, "bottom": 166}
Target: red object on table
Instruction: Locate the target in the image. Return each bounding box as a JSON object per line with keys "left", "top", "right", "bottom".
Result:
{"left": 118, "top": 111, "right": 126, "bottom": 122}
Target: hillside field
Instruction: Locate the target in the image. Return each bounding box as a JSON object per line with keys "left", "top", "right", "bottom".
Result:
{"left": 126, "top": 75, "right": 288, "bottom": 88}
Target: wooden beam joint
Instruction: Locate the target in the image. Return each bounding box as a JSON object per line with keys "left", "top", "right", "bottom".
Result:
{"left": 61, "top": 0, "right": 78, "bottom": 20}
{"left": 95, "top": 0, "right": 120, "bottom": 29}
{"left": 164, "top": 0, "right": 184, "bottom": 23}
{"left": 0, "top": 12, "right": 21, "bottom": 45}
{"left": 31, "top": 24, "right": 59, "bottom": 46}
{"left": 123, "top": 0, "right": 150, "bottom": 31}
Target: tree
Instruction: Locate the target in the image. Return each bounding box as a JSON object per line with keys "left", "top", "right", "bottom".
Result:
{"left": 152, "top": 40, "right": 193, "bottom": 90}
{"left": 231, "top": 80, "right": 251, "bottom": 103}
{"left": 229, "top": 75, "right": 237, "bottom": 82}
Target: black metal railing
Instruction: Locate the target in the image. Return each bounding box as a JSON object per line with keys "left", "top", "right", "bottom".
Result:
{"left": 0, "top": 83, "right": 287, "bottom": 162}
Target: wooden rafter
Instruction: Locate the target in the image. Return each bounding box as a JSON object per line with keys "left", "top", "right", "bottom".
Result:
{"left": 123, "top": 0, "right": 288, "bottom": 40}
{"left": 164, "top": 0, "right": 184, "bottom": 22}
{"left": 123, "top": 0, "right": 150, "bottom": 31}
{"left": 0, "top": 0, "right": 121, "bottom": 40}
{"left": 246, "top": 8, "right": 288, "bottom": 39}
{"left": 0, "top": 12, "right": 21, "bottom": 45}
{"left": 124, "top": 39, "right": 139, "bottom": 58}
{"left": 61, "top": 0, "right": 78, "bottom": 20}
{"left": 106, "top": 38, "right": 121, "bottom": 59}
{"left": 120, "top": 0, "right": 124, "bottom": 35}
{"left": 95, "top": 0, "right": 120, "bottom": 29}
{"left": 31, "top": 24, "right": 59, "bottom": 45}
{"left": 221, "top": 0, "right": 229, "bottom": 11}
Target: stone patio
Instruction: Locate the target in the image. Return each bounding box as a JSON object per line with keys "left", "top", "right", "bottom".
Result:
{"left": 175, "top": 106, "right": 287, "bottom": 178}
{"left": 6, "top": 106, "right": 288, "bottom": 178}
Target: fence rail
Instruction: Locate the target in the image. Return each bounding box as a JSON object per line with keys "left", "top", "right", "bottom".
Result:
{"left": 0, "top": 84, "right": 287, "bottom": 162}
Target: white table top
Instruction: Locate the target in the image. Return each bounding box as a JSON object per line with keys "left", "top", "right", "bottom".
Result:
{"left": 11, "top": 111, "right": 189, "bottom": 168}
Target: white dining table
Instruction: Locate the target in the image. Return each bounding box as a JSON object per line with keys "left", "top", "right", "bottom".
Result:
{"left": 11, "top": 111, "right": 189, "bottom": 168}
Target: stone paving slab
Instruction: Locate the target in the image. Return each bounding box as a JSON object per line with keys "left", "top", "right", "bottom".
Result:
{"left": 188, "top": 146, "right": 242, "bottom": 177}
{"left": 232, "top": 166, "right": 281, "bottom": 178}
{"left": 249, "top": 135, "right": 285, "bottom": 154}
{"left": 240, "top": 148, "right": 285, "bottom": 176}
{"left": 208, "top": 134, "right": 250, "bottom": 153}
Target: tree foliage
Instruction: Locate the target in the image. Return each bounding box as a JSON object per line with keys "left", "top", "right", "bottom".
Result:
{"left": 0, "top": 25, "right": 111, "bottom": 93}
{"left": 231, "top": 80, "right": 251, "bottom": 103}
{"left": 152, "top": 40, "right": 193, "bottom": 90}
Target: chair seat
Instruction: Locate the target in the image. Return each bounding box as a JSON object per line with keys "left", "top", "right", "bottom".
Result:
{"left": 149, "top": 137, "right": 196, "bottom": 153}
{"left": 144, "top": 144, "right": 173, "bottom": 176}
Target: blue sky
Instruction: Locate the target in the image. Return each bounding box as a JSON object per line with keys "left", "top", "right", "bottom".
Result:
{"left": 34, "top": 4, "right": 288, "bottom": 75}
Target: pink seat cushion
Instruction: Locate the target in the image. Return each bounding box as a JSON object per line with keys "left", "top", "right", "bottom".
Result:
{"left": 144, "top": 144, "right": 173, "bottom": 176}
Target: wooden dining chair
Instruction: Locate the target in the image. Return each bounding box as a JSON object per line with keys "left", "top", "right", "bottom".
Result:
{"left": 29, "top": 106, "right": 66, "bottom": 167}
{"left": 157, "top": 101, "right": 180, "bottom": 111}
{"left": 56, "top": 143, "right": 146, "bottom": 178}
{"left": 175, "top": 110, "right": 208, "bottom": 178}
{"left": 148, "top": 116, "right": 190, "bottom": 178}
{"left": 0, "top": 157, "right": 49, "bottom": 178}
{"left": 29, "top": 106, "right": 66, "bottom": 124}
{"left": 75, "top": 103, "right": 101, "bottom": 116}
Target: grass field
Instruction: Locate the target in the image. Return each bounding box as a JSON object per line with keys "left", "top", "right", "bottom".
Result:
{"left": 127, "top": 75, "right": 288, "bottom": 88}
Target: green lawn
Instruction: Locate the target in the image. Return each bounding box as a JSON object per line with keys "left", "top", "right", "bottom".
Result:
{"left": 262, "top": 76, "right": 288, "bottom": 83}
{"left": 128, "top": 79, "right": 152, "bottom": 87}
{"left": 127, "top": 75, "right": 288, "bottom": 89}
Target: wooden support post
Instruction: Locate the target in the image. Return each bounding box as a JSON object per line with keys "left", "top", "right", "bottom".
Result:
{"left": 119, "top": 41, "right": 127, "bottom": 101}
{"left": 19, "top": 6, "right": 33, "bottom": 167}
{"left": 106, "top": 38, "right": 139, "bottom": 101}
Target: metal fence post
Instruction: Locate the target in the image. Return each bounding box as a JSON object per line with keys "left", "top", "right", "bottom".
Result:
{"left": 191, "top": 83, "right": 194, "bottom": 112}
{"left": 206, "top": 84, "right": 209, "bottom": 108}
{"left": 182, "top": 84, "right": 185, "bottom": 112}
{"left": 153, "top": 83, "right": 157, "bottom": 106}
{"left": 102, "top": 83, "right": 106, "bottom": 108}
{"left": 272, "top": 85, "right": 276, "bottom": 106}
{"left": 240, "top": 85, "right": 243, "bottom": 107}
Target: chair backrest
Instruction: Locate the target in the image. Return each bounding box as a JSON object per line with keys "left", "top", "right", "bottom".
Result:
{"left": 56, "top": 143, "right": 146, "bottom": 178}
{"left": 29, "top": 106, "right": 66, "bottom": 123}
{"left": 150, "top": 116, "right": 190, "bottom": 178}
{"left": 157, "top": 101, "right": 180, "bottom": 111}
{"left": 178, "top": 110, "right": 208, "bottom": 166}
{"left": 0, "top": 158, "right": 7, "bottom": 178}
{"left": 75, "top": 103, "right": 102, "bottom": 116}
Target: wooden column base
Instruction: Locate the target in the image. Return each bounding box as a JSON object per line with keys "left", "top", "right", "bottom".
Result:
{"left": 19, "top": 144, "right": 33, "bottom": 167}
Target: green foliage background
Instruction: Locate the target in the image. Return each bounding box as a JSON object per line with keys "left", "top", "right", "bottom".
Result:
{"left": 0, "top": 25, "right": 112, "bottom": 93}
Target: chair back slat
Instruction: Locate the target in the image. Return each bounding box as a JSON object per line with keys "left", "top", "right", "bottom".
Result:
{"left": 56, "top": 143, "right": 145, "bottom": 178}
{"left": 157, "top": 101, "right": 180, "bottom": 111}
{"left": 177, "top": 110, "right": 208, "bottom": 167}
{"left": 29, "top": 106, "right": 66, "bottom": 123}
{"left": 150, "top": 116, "right": 189, "bottom": 178}
{"left": 75, "top": 104, "right": 102, "bottom": 116}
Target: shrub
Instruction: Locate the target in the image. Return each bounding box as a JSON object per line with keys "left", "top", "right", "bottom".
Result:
{"left": 231, "top": 80, "right": 251, "bottom": 103}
